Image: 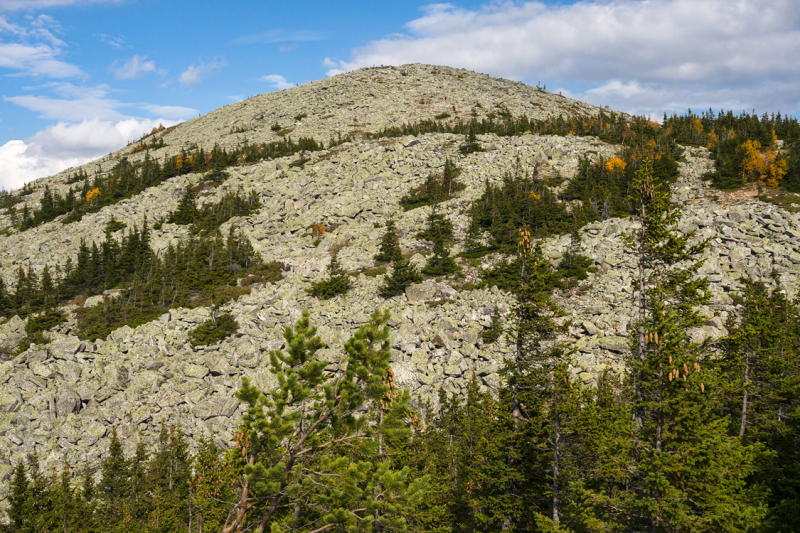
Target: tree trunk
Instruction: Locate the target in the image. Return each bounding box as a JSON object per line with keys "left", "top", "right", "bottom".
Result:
{"left": 634, "top": 196, "right": 647, "bottom": 428}
{"left": 739, "top": 350, "right": 750, "bottom": 437}
{"left": 656, "top": 362, "right": 663, "bottom": 452}
{"left": 552, "top": 404, "right": 561, "bottom": 523}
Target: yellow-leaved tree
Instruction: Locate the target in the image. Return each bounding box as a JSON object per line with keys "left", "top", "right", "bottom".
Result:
{"left": 739, "top": 133, "right": 788, "bottom": 187}
{"left": 605, "top": 157, "right": 626, "bottom": 174}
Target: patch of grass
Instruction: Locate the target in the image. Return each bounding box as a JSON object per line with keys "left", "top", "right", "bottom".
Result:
{"left": 294, "top": 113, "right": 308, "bottom": 121}
{"left": 758, "top": 190, "right": 800, "bottom": 213}
{"left": 359, "top": 266, "right": 388, "bottom": 277}
{"left": 434, "top": 112, "right": 450, "bottom": 120}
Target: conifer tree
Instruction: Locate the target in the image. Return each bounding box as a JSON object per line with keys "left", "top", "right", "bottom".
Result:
{"left": 192, "top": 435, "right": 237, "bottom": 532}
{"left": 420, "top": 207, "right": 459, "bottom": 277}
{"left": 722, "top": 279, "right": 800, "bottom": 530}
{"left": 625, "top": 159, "right": 767, "bottom": 531}
{"left": 0, "top": 277, "right": 9, "bottom": 317}
{"left": 169, "top": 188, "right": 200, "bottom": 225}
{"left": 503, "top": 228, "right": 578, "bottom": 528}
{"left": 50, "top": 463, "right": 81, "bottom": 533}
{"left": 4, "top": 461, "right": 30, "bottom": 532}
{"left": 97, "top": 427, "right": 130, "bottom": 527}
{"left": 379, "top": 258, "right": 422, "bottom": 298}
{"left": 149, "top": 424, "right": 191, "bottom": 531}
{"left": 224, "top": 310, "right": 431, "bottom": 533}
{"left": 307, "top": 253, "right": 351, "bottom": 299}
{"left": 374, "top": 219, "right": 403, "bottom": 264}
{"left": 422, "top": 237, "right": 459, "bottom": 277}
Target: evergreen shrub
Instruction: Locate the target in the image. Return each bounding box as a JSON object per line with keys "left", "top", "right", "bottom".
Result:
{"left": 189, "top": 312, "right": 239, "bottom": 346}
{"left": 307, "top": 256, "right": 351, "bottom": 299}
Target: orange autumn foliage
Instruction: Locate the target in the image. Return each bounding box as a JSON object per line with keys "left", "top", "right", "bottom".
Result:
{"left": 86, "top": 187, "right": 100, "bottom": 203}
{"left": 605, "top": 157, "right": 627, "bottom": 174}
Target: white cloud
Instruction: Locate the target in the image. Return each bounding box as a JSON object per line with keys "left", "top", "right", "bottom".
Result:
{"left": 111, "top": 54, "right": 156, "bottom": 80}
{"left": 140, "top": 104, "right": 197, "bottom": 120}
{"left": 99, "top": 33, "right": 125, "bottom": 49}
{"left": 0, "top": 42, "right": 81, "bottom": 77}
{"left": 179, "top": 56, "right": 226, "bottom": 87}
{"left": 261, "top": 74, "right": 292, "bottom": 90}
{"left": 327, "top": 0, "right": 800, "bottom": 117}
{"left": 0, "top": 0, "right": 120, "bottom": 11}
{"left": 231, "top": 28, "right": 327, "bottom": 46}
{"left": 0, "top": 117, "right": 180, "bottom": 191}
{"left": 0, "top": 14, "right": 82, "bottom": 77}
{"left": 5, "top": 83, "right": 125, "bottom": 121}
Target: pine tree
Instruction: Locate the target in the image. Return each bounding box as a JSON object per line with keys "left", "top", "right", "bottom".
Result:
{"left": 374, "top": 219, "right": 403, "bottom": 264}
{"left": 224, "top": 310, "right": 431, "bottom": 533}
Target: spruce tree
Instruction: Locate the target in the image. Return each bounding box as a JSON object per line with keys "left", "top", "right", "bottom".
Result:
{"left": 624, "top": 159, "right": 768, "bottom": 531}
{"left": 722, "top": 279, "right": 800, "bottom": 530}
{"left": 4, "top": 461, "right": 30, "bottom": 532}
{"left": 379, "top": 257, "right": 422, "bottom": 298}
{"left": 307, "top": 253, "right": 351, "bottom": 299}
{"left": 503, "top": 228, "right": 579, "bottom": 528}
{"left": 168, "top": 188, "right": 199, "bottom": 225}
{"left": 192, "top": 435, "right": 237, "bottom": 532}
{"left": 422, "top": 237, "right": 459, "bottom": 277}
{"left": 420, "top": 207, "right": 459, "bottom": 277}
{"left": 374, "top": 219, "right": 403, "bottom": 264}
{"left": 149, "top": 424, "right": 191, "bottom": 531}
{"left": 97, "top": 427, "right": 130, "bottom": 527}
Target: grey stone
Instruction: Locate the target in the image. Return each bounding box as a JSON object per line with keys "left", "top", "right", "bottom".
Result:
{"left": 55, "top": 388, "right": 81, "bottom": 418}
{"left": 595, "top": 336, "right": 630, "bottom": 354}
{"left": 405, "top": 282, "right": 438, "bottom": 302}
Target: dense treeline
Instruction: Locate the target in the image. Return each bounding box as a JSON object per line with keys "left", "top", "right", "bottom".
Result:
{"left": 663, "top": 109, "right": 800, "bottom": 190}
{"left": 0, "top": 220, "right": 267, "bottom": 341}
{"left": 11, "top": 136, "right": 322, "bottom": 232}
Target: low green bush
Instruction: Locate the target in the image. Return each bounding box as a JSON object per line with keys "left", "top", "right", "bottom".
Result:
{"left": 189, "top": 312, "right": 239, "bottom": 346}
{"left": 308, "top": 256, "right": 351, "bottom": 299}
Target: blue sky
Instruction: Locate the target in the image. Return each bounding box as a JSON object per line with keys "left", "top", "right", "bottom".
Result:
{"left": 1, "top": 0, "right": 799, "bottom": 190}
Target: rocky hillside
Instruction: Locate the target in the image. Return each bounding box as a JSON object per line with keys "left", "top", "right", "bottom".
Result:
{"left": 1, "top": 64, "right": 799, "bottom": 499}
